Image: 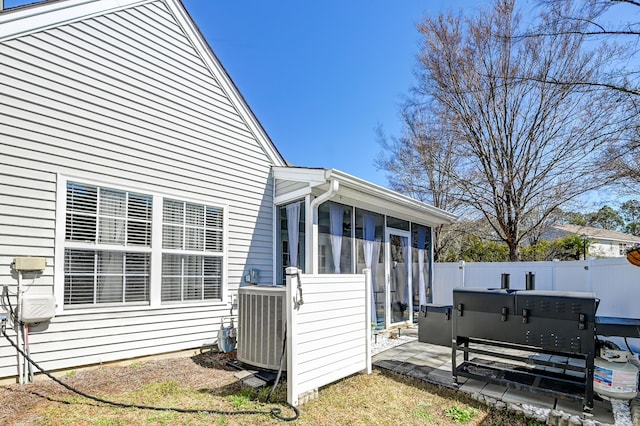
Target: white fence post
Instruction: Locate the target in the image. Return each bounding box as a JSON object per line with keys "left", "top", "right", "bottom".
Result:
{"left": 285, "top": 267, "right": 299, "bottom": 407}
{"left": 586, "top": 258, "right": 594, "bottom": 292}
{"left": 459, "top": 260, "right": 466, "bottom": 288}
{"left": 364, "top": 268, "right": 372, "bottom": 374}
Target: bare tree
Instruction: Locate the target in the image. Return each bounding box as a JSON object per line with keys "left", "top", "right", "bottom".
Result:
{"left": 403, "top": 0, "right": 630, "bottom": 260}
{"left": 530, "top": 1, "right": 640, "bottom": 191}
{"left": 376, "top": 104, "right": 466, "bottom": 260}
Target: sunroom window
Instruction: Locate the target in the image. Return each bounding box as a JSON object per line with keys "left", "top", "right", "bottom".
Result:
{"left": 318, "top": 201, "right": 352, "bottom": 274}
{"left": 64, "top": 182, "right": 152, "bottom": 306}
{"left": 277, "top": 201, "right": 306, "bottom": 284}
{"left": 411, "top": 224, "right": 432, "bottom": 308}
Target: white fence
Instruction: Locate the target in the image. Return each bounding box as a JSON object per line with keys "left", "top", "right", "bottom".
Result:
{"left": 433, "top": 257, "right": 640, "bottom": 318}
{"left": 285, "top": 268, "right": 371, "bottom": 406}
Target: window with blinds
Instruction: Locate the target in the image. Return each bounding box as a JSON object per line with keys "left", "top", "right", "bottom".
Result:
{"left": 62, "top": 180, "right": 226, "bottom": 308}
{"left": 161, "top": 199, "right": 224, "bottom": 302}
{"left": 64, "top": 182, "right": 152, "bottom": 306}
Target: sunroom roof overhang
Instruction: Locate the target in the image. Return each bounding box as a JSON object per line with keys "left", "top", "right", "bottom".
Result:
{"left": 272, "top": 167, "right": 457, "bottom": 226}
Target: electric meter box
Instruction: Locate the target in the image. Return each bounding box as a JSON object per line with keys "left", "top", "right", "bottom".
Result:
{"left": 13, "top": 256, "right": 46, "bottom": 271}
{"left": 20, "top": 295, "right": 56, "bottom": 323}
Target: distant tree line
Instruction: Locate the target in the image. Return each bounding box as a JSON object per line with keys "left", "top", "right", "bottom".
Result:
{"left": 438, "top": 200, "right": 640, "bottom": 262}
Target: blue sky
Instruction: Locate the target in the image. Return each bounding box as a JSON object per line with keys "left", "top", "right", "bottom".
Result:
{"left": 4, "top": 0, "right": 635, "bottom": 197}
{"left": 179, "top": 0, "right": 475, "bottom": 187}
{"left": 2, "top": 0, "right": 479, "bottom": 187}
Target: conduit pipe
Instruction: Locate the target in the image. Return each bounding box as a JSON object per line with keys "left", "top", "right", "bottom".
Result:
{"left": 308, "top": 179, "right": 339, "bottom": 274}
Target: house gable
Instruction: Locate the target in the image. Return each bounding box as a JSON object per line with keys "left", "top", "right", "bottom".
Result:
{"left": 0, "top": 0, "right": 284, "bottom": 377}
{"left": 0, "top": 0, "right": 285, "bottom": 168}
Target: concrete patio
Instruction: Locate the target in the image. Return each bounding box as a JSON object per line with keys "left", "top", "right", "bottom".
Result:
{"left": 372, "top": 327, "right": 640, "bottom": 426}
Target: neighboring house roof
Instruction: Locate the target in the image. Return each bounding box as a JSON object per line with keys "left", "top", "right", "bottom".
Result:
{"left": 548, "top": 224, "right": 640, "bottom": 244}
{"left": 273, "top": 166, "right": 458, "bottom": 225}
{"left": 0, "top": 0, "right": 287, "bottom": 168}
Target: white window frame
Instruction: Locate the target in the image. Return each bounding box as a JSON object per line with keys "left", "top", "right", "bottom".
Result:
{"left": 54, "top": 175, "right": 228, "bottom": 314}
{"left": 160, "top": 198, "right": 225, "bottom": 304}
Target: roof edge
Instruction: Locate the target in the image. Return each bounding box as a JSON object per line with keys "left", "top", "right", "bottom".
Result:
{"left": 273, "top": 166, "right": 458, "bottom": 224}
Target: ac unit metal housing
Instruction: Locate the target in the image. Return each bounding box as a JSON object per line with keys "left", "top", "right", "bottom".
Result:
{"left": 237, "top": 286, "right": 286, "bottom": 371}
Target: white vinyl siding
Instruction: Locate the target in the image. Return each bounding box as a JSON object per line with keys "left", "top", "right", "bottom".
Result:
{"left": 0, "top": 0, "right": 280, "bottom": 379}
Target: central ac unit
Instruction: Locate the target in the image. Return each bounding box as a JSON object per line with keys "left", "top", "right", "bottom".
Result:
{"left": 237, "top": 286, "right": 286, "bottom": 371}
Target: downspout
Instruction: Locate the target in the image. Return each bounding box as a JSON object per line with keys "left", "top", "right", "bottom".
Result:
{"left": 308, "top": 179, "right": 339, "bottom": 274}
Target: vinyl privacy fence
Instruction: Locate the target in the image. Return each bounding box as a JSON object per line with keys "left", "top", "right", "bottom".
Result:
{"left": 285, "top": 268, "right": 371, "bottom": 406}
{"left": 432, "top": 257, "right": 640, "bottom": 318}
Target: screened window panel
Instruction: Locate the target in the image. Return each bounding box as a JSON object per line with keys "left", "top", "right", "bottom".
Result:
{"left": 162, "top": 253, "right": 182, "bottom": 275}
{"left": 185, "top": 227, "right": 204, "bottom": 251}
{"left": 99, "top": 188, "right": 126, "bottom": 217}
{"left": 127, "top": 221, "right": 152, "bottom": 246}
{"left": 161, "top": 254, "right": 222, "bottom": 302}
{"left": 67, "top": 182, "right": 98, "bottom": 213}
{"left": 98, "top": 217, "right": 125, "bottom": 244}
{"left": 97, "top": 275, "right": 123, "bottom": 303}
{"left": 65, "top": 249, "right": 95, "bottom": 274}
{"left": 127, "top": 193, "right": 152, "bottom": 246}
{"left": 64, "top": 276, "right": 95, "bottom": 305}
{"left": 126, "top": 276, "right": 149, "bottom": 302}
{"left": 128, "top": 193, "right": 153, "bottom": 221}
{"left": 183, "top": 277, "right": 202, "bottom": 301}
{"left": 126, "top": 252, "right": 150, "bottom": 274}
{"left": 203, "top": 257, "right": 222, "bottom": 300}
{"left": 205, "top": 229, "right": 223, "bottom": 252}
{"left": 66, "top": 213, "right": 97, "bottom": 242}
{"left": 64, "top": 249, "right": 150, "bottom": 306}
{"left": 97, "top": 251, "right": 123, "bottom": 274}
{"left": 163, "top": 199, "right": 183, "bottom": 224}
{"left": 183, "top": 255, "right": 202, "bottom": 275}
{"left": 186, "top": 203, "right": 204, "bottom": 226}
{"left": 206, "top": 207, "right": 223, "bottom": 228}
{"left": 203, "top": 277, "right": 222, "bottom": 299}
{"left": 125, "top": 252, "right": 150, "bottom": 302}
{"left": 66, "top": 182, "right": 151, "bottom": 248}
{"left": 162, "top": 225, "right": 183, "bottom": 249}
{"left": 161, "top": 277, "right": 182, "bottom": 302}
{"left": 204, "top": 257, "right": 222, "bottom": 276}
{"left": 64, "top": 249, "right": 96, "bottom": 305}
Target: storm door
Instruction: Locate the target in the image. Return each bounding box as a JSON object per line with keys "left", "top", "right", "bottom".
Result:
{"left": 386, "top": 229, "right": 412, "bottom": 326}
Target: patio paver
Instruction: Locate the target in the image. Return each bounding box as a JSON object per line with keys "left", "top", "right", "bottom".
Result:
{"left": 372, "top": 329, "right": 623, "bottom": 426}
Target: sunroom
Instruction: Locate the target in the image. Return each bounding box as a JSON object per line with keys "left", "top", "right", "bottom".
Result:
{"left": 272, "top": 167, "right": 457, "bottom": 329}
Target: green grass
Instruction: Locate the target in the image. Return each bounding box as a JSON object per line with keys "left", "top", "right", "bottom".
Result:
{"left": 29, "top": 369, "right": 537, "bottom": 425}
{"left": 444, "top": 405, "right": 478, "bottom": 423}
{"left": 412, "top": 402, "right": 434, "bottom": 420}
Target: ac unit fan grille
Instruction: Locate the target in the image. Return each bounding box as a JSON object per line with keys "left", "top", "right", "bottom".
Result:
{"left": 237, "top": 288, "right": 286, "bottom": 371}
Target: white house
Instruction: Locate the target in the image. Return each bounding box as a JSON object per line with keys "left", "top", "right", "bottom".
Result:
{"left": 0, "top": 0, "right": 455, "bottom": 381}
{"left": 546, "top": 224, "right": 640, "bottom": 258}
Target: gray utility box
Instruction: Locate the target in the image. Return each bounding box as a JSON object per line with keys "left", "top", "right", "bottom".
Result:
{"left": 418, "top": 304, "right": 453, "bottom": 347}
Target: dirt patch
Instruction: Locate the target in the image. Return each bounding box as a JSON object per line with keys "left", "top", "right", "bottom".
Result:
{"left": 0, "top": 349, "right": 239, "bottom": 425}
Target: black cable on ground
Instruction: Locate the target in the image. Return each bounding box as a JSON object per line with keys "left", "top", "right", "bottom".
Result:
{"left": 1, "top": 326, "right": 299, "bottom": 422}
{"left": 267, "top": 327, "right": 287, "bottom": 403}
